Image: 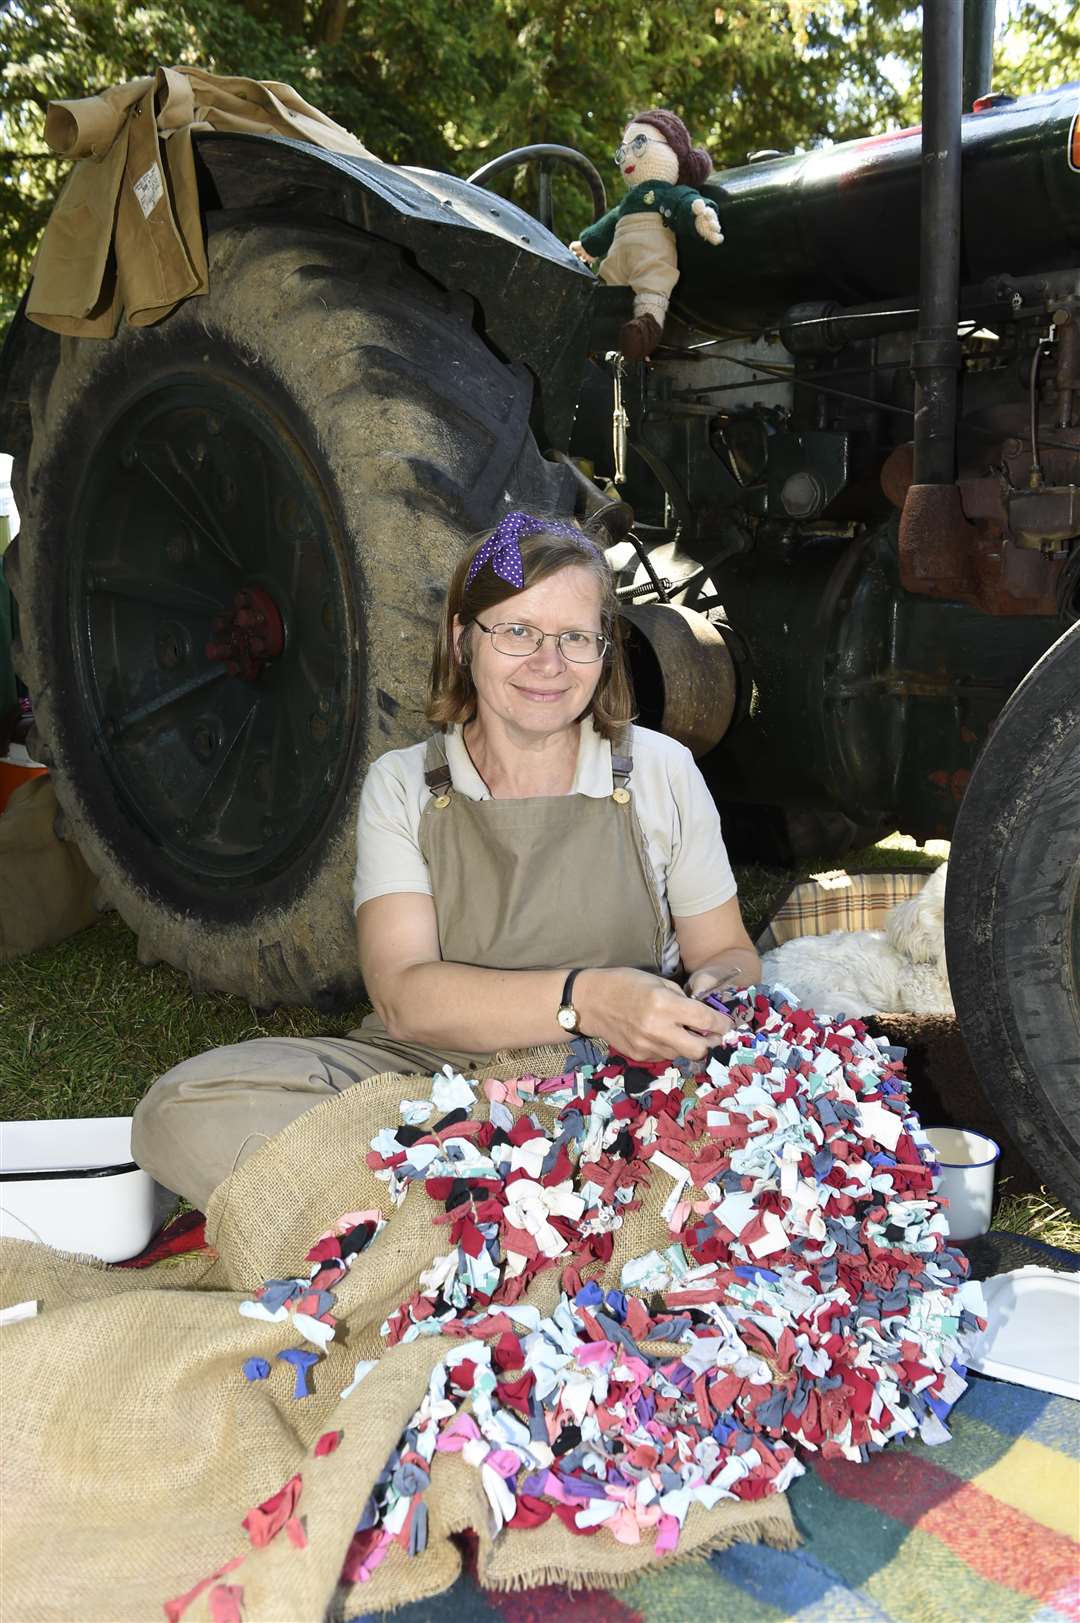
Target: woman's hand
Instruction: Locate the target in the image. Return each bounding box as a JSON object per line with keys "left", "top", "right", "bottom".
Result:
{"left": 575, "top": 967, "right": 732, "bottom": 1062}
{"left": 685, "top": 965, "right": 740, "bottom": 999}
{"left": 569, "top": 240, "right": 596, "bottom": 265}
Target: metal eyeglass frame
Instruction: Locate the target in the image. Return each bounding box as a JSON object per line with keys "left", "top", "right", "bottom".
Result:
{"left": 471, "top": 618, "right": 609, "bottom": 663}
{"left": 613, "top": 133, "right": 666, "bottom": 167}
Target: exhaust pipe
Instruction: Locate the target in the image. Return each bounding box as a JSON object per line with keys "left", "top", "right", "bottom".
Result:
{"left": 899, "top": 1, "right": 993, "bottom": 597}
{"left": 911, "top": 1, "right": 965, "bottom": 486}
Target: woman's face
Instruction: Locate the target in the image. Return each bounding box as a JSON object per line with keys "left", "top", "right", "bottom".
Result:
{"left": 455, "top": 565, "right": 606, "bottom": 739}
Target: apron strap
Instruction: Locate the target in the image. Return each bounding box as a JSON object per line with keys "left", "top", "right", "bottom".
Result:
{"left": 423, "top": 734, "right": 453, "bottom": 801}
{"left": 423, "top": 728, "right": 632, "bottom": 796}
{"left": 611, "top": 727, "right": 634, "bottom": 791}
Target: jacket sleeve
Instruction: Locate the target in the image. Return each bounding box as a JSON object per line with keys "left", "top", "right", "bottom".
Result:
{"left": 671, "top": 187, "right": 715, "bottom": 239}
{"left": 578, "top": 202, "right": 621, "bottom": 258}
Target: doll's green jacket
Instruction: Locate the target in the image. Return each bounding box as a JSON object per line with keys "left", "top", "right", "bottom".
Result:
{"left": 578, "top": 180, "right": 708, "bottom": 258}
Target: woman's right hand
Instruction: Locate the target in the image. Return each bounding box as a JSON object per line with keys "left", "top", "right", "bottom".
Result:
{"left": 575, "top": 967, "right": 732, "bottom": 1062}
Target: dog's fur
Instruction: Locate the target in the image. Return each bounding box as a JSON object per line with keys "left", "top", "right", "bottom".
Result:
{"left": 760, "top": 864, "right": 952, "bottom": 1019}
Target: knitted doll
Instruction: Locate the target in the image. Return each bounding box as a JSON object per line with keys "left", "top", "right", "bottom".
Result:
{"left": 570, "top": 109, "right": 723, "bottom": 360}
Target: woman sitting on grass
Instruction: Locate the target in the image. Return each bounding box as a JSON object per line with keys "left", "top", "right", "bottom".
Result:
{"left": 133, "top": 513, "right": 758, "bottom": 1210}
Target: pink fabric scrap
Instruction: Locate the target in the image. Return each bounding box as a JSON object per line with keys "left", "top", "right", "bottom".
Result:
{"left": 207, "top": 1583, "right": 245, "bottom": 1623}
{"left": 162, "top": 1556, "right": 245, "bottom": 1623}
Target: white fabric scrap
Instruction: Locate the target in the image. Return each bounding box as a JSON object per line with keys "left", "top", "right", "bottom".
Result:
{"left": 399, "top": 1098, "right": 434, "bottom": 1125}
{"left": 340, "top": 1358, "right": 378, "bottom": 1399}
{"left": 0, "top": 1300, "right": 39, "bottom": 1326}
{"left": 238, "top": 1301, "right": 288, "bottom": 1324}
{"left": 747, "top": 1210, "right": 789, "bottom": 1259}
{"left": 431, "top": 1069, "right": 477, "bottom": 1112}
{"left": 856, "top": 1099, "right": 904, "bottom": 1151}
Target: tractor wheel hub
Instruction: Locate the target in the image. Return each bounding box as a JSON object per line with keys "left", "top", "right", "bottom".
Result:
{"left": 206, "top": 586, "right": 285, "bottom": 680}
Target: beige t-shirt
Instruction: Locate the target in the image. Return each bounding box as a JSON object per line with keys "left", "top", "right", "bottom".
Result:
{"left": 354, "top": 721, "right": 737, "bottom": 976}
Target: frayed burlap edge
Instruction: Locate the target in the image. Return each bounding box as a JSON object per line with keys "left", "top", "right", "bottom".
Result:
{"left": 349, "top": 1429, "right": 798, "bottom": 1613}
{"left": 478, "top": 1505, "right": 801, "bottom": 1594}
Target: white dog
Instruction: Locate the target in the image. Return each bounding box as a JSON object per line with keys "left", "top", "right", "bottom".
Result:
{"left": 759, "top": 864, "right": 952, "bottom": 1019}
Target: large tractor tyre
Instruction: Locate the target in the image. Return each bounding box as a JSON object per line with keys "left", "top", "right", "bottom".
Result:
{"left": 7, "top": 214, "right": 571, "bottom": 1008}
{"left": 945, "top": 619, "right": 1080, "bottom": 1215}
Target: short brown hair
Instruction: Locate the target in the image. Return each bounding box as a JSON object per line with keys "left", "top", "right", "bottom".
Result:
{"left": 427, "top": 518, "right": 635, "bottom": 741}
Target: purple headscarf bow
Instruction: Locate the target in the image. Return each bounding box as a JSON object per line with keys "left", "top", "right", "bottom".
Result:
{"left": 465, "top": 511, "right": 593, "bottom": 591}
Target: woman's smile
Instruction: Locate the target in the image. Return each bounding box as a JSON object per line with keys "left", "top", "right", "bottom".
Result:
{"left": 512, "top": 683, "right": 570, "bottom": 701}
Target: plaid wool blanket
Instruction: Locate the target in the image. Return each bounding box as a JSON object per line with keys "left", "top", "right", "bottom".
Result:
{"left": 359, "top": 1375, "right": 1079, "bottom": 1623}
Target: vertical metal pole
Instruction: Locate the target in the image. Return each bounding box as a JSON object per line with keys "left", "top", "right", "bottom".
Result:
{"left": 962, "top": 0, "right": 995, "bottom": 109}
{"left": 911, "top": 1, "right": 964, "bottom": 487}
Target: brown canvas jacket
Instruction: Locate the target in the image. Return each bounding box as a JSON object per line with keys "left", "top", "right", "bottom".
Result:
{"left": 27, "top": 66, "right": 376, "bottom": 338}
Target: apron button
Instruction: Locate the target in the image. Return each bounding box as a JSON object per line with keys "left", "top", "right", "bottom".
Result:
{"left": 432, "top": 793, "right": 452, "bottom": 809}
{"left": 611, "top": 786, "right": 631, "bottom": 804}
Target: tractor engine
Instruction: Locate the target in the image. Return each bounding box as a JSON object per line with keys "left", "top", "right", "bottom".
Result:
{"left": 576, "top": 82, "right": 1080, "bottom": 845}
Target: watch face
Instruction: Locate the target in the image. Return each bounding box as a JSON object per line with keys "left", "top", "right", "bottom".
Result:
{"left": 557, "top": 1006, "right": 577, "bottom": 1031}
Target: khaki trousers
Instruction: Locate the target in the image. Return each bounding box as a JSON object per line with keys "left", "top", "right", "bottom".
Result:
{"left": 131, "top": 1016, "right": 496, "bottom": 1211}
{"left": 596, "top": 212, "right": 680, "bottom": 304}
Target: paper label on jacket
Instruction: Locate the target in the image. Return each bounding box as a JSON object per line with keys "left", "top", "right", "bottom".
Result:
{"left": 133, "top": 161, "right": 164, "bottom": 218}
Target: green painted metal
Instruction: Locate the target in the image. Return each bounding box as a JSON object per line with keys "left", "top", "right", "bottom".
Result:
{"left": 692, "top": 519, "right": 1058, "bottom": 839}
{"left": 674, "top": 85, "right": 1080, "bottom": 329}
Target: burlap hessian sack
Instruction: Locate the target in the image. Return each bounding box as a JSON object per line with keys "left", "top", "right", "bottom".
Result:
{"left": 0, "top": 1057, "right": 796, "bottom": 1621}
{"left": 0, "top": 775, "right": 97, "bottom": 961}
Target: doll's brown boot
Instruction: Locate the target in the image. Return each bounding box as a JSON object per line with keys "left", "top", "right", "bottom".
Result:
{"left": 618, "top": 313, "right": 663, "bottom": 361}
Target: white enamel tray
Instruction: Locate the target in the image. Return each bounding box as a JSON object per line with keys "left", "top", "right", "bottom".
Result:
{"left": 965, "top": 1266, "right": 1080, "bottom": 1401}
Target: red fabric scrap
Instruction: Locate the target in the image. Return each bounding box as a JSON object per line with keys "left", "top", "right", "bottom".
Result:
{"left": 241, "top": 1473, "right": 302, "bottom": 1549}
{"left": 507, "top": 1493, "right": 553, "bottom": 1529}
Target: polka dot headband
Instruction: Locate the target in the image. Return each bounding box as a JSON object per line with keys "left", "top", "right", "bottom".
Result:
{"left": 465, "top": 511, "right": 596, "bottom": 591}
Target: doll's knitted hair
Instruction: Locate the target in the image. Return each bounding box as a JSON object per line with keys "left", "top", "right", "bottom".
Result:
{"left": 631, "top": 109, "right": 712, "bottom": 187}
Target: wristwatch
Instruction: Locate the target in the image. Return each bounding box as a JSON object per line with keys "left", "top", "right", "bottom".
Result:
{"left": 557, "top": 968, "right": 584, "bottom": 1033}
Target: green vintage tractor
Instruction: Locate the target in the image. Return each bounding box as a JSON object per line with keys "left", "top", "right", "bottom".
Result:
{"left": 1, "top": 10, "right": 1078, "bottom": 1207}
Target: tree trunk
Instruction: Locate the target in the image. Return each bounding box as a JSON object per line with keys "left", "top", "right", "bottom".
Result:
{"left": 313, "top": 0, "right": 348, "bottom": 45}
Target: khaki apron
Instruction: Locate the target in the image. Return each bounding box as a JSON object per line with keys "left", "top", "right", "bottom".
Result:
{"left": 133, "top": 728, "right": 667, "bottom": 1208}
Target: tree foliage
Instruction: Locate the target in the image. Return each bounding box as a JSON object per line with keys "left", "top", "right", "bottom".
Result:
{"left": 1, "top": 0, "right": 1078, "bottom": 322}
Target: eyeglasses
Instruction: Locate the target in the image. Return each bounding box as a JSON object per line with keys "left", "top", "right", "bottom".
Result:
{"left": 613, "top": 133, "right": 665, "bottom": 166}
{"left": 472, "top": 619, "right": 609, "bottom": 663}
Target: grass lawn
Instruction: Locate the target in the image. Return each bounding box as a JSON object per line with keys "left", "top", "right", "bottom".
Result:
{"left": 2, "top": 831, "right": 1076, "bottom": 1248}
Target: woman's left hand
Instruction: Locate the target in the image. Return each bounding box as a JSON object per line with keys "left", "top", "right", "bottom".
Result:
{"left": 685, "top": 966, "right": 737, "bottom": 999}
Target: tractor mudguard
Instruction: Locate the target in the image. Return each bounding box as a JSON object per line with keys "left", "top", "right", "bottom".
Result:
{"left": 191, "top": 130, "right": 596, "bottom": 448}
